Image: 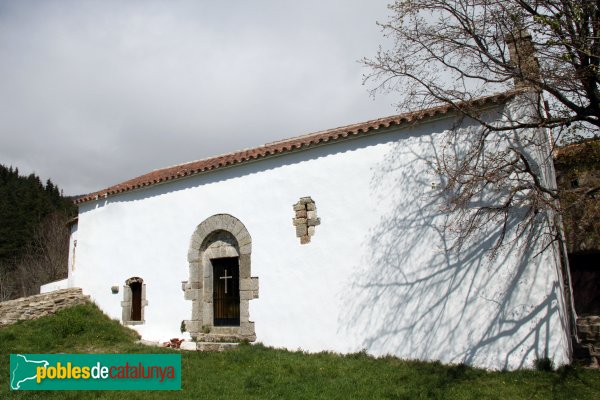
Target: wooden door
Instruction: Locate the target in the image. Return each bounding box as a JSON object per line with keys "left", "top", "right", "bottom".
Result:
{"left": 130, "top": 281, "right": 142, "bottom": 321}
{"left": 212, "top": 257, "right": 240, "bottom": 326}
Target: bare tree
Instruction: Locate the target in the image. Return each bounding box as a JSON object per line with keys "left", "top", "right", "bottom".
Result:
{"left": 364, "top": 1, "right": 598, "bottom": 340}
{"left": 14, "top": 212, "right": 70, "bottom": 297}
{"left": 364, "top": 0, "right": 599, "bottom": 255}
{"left": 366, "top": 0, "right": 600, "bottom": 134}
{"left": 0, "top": 263, "right": 15, "bottom": 302}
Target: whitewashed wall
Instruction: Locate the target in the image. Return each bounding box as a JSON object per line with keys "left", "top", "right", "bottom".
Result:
{"left": 71, "top": 97, "right": 570, "bottom": 370}
{"left": 40, "top": 279, "right": 69, "bottom": 293}
{"left": 67, "top": 223, "right": 77, "bottom": 288}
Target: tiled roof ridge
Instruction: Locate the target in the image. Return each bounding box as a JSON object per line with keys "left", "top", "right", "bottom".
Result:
{"left": 75, "top": 91, "right": 517, "bottom": 204}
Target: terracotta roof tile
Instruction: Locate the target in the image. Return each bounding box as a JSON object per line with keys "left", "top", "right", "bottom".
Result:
{"left": 75, "top": 91, "right": 516, "bottom": 204}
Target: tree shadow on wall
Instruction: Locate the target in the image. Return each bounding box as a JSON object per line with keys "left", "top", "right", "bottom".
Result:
{"left": 340, "top": 131, "right": 568, "bottom": 370}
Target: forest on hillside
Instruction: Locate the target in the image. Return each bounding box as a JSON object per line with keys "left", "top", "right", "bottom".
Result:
{"left": 0, "top": 165, "right": 76, "bottom": 300}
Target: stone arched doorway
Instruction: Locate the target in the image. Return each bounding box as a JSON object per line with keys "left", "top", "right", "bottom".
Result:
{"left": 183, "top": 214, "right": 258, "bottom": 342}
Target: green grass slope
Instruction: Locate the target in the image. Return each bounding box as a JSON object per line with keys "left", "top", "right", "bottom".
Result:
{"left": 1, "top": 303, "right": 599, "bottom": 399}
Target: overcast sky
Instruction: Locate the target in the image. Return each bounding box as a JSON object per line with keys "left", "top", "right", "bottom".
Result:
{"left": 0, "top": 0, "right": 398, "bottom": 195}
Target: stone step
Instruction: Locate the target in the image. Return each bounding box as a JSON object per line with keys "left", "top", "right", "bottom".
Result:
{"left": 180, "top": 341, "right": 239, "bottom": 352}
{"left": 573, "top": 341, "right": 600, "bottom": 369}
{"left": 578, "top": 316, "right": 600, "bottom": 325}
{"left": 193, "top": 333, "right": 244, "bottom": 343}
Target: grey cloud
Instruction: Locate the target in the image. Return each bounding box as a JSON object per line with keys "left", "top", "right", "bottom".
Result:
{"left": 0, "top": 0, "right": 396, "bottom": 195}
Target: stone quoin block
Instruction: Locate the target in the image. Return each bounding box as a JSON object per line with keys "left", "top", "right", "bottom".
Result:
{"left": 191, "top": 302, "right": 203, "bottom": 320}
{"left": 295, "top": 225, "right": 308, "bottom": 237}
{"left": 187, "top": 247, "right": 200, "bottom": 263}
{"left": 190, "top": 281, "right": 202, "bottom": 289}
{"left": 240, "top": 277, "right": 259, "bottom": 291}
{"left": 184, "top": 289, "right": 200, "bottom": 301}
{"left": 293, "top": 217, "right": 307, "bottom": 226}
{"left": 184, "top": 320, "right": 201, "bottom": 334}
{"left": 307, "top": 218, "right": 320, "bottom": 226}
{"left": 293, "top": 203, "right": 305, "bottom": 211}
{"left": 240, "top": 301, "right": 250, "bottom": 322}
{"left": 292, "top": 196, "right": 320, "bottom": 244}
{"left": 239, "top": 255, "right": 252, "bottom": 279}
{"left": 241, "top": 321, "right": 256, "bottom": 337}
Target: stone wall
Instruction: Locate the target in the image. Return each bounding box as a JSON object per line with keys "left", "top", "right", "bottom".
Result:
{"left": 0, "top": 288, "right": 89, "bottom": 327}
{"left": 292, "top": 197, "right": 320, "bottom": 244}
{"left": 574, "top": 316, "right": 600, "bottom": 368}
{"left": 554, "top": 140, "right": 600, "bottom": 253}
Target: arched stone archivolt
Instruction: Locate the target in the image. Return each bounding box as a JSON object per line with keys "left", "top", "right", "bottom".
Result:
{"left": 183, "top": 214, "right": 258, "bottom": 342}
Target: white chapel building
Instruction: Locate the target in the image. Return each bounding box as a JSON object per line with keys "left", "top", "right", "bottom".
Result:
{"left": 62, "top": 90, "right": 571, "bottom": 370}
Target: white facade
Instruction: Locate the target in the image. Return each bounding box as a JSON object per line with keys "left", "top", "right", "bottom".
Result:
{"left": 69, "top": 95, "right": 571, "bottom": 370}
{"left": 40, "top": 278, "right": 69, "bottom": 293}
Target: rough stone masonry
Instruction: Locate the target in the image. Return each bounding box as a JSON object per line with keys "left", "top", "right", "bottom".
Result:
{"left": 0, "top": 288, "right": 89, "bottom": 327}
{"left": 292, "top": 197, "right": 321, "bottom": 244}
{"left": 576, "top": 316, "right": 600, "bottom": 368}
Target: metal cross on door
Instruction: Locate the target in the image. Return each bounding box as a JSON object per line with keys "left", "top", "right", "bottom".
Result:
{"left": 220, "top": 269, "right": 232, "bottom": 293}
{"left": 212, "top": 257, "right": 240, "bottom": 326}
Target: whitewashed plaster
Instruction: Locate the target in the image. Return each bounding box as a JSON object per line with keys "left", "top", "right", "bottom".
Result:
{"left": 40, "top": 278, "right": 69, "bottom": 294}
{"left": 66, "top": 223, "right": 77, "bottom": 288}
{"left": 70, "top": 96, "right": 571, "bottom": 370}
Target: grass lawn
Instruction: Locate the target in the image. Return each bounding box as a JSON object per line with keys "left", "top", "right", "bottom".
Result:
{"left": 1, "top": 303, "right": 599, "bottom": 399}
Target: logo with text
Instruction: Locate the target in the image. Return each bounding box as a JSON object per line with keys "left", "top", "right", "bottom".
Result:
{"left": 10, "top": 354, "right": 181, "bottom": 390}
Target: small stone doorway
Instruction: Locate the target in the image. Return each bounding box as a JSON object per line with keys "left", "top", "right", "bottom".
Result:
{"left": 212, "top": 257, "right": 240, "bottom": 326}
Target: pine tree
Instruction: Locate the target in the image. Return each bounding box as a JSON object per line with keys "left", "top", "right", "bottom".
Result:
{"left": 0, "top": 165, "right": 76, "bottom": 272}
